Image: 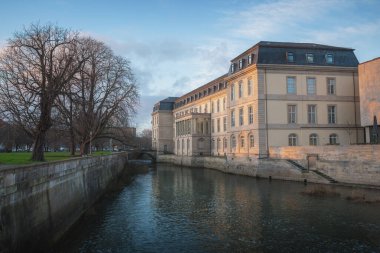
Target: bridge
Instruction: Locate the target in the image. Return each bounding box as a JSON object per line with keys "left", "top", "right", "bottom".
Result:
{"left": 127, "top": 149, "right": 157, "bottom": 162}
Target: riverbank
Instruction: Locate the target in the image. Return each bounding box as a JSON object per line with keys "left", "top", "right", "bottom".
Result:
{"left": 157, "top": 151, "right": 380, "bottom": 188}
{"left": 0, "top": 152, "right": 128, "bottom": 253}
{"left": 51, "top": 164, "right": 380, "bottom": 253}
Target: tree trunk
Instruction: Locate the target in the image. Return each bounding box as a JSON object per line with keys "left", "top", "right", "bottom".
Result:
{"left": 70, "top": 126, "right": 75, "bottom": 156}
{"left": 79, "top": 141, "right": 90, "bottom": 156}
{"left": 32, "top": 130, "right": 46, "bottom": 161}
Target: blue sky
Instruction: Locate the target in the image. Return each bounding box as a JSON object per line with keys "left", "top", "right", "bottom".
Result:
{"left": 1, "top": 0, "right": 380, "bottom": 132}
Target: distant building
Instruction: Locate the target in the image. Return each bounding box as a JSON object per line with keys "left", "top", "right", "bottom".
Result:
{"left": 152, "top": 97, "right": 178, "bottom": 153}
{"left": 359, "top": 57, "right": 380, "bottom": 143}
{"left": 153, "top": 41, "right": 364, "bottom": 158}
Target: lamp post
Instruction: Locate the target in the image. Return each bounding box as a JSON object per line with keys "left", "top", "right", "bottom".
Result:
{"left": 89, "top": 131, "right": 92, "bottom": 155}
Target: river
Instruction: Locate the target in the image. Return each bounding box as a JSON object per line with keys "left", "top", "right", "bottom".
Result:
{"left": 53, "top": 163, "right": 380, "bottom": 253}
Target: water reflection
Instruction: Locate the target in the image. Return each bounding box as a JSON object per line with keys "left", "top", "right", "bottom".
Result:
{"left": 53, "top": 164, "right": 380, "bottom": 253}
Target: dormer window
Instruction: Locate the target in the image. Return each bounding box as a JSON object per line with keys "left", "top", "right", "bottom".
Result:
{"left": 248, "top": 54, "right": 253, "bottom": 65}
{"left": 231, "top": 63, "right": 235, "bottom": 73}
{"left": 239, "top": 59, "right": 244, "bottom": 69}
{"left": 326, "top": 53, "right": 334, "bottom": 64}
{"left": 306, "top": 53, "right": 314, "bottom": 63}
{"left": 287, "top": 52, "right": 295, "bottom": 63}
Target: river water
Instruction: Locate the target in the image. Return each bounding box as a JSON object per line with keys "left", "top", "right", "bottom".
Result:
{"left": 54, "top": 164, "right": 380, "bottom": 253}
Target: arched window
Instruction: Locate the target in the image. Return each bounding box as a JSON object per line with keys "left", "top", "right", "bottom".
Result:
{"left": 231, "top": 135, "right": 236, "bottom": 150}
{"left": 249, "top": 135, "right": 254, "bottom": 148}
{"left": 288, "top": 134, "right": 297, "bottom": 146}
{"left": 223, "top": 138, "right": 227, "bottom": 150}
{"left": 211, "top": 139, "right": 215, "bottom": 149}
{"left": 309, "top": 134, "right": 318, "bottom": 146}
{"left": 240, "top": 136, "right": 245, "bottom": 148}
{"left": 329, "top": 134, "right": 338, "bottom": 145}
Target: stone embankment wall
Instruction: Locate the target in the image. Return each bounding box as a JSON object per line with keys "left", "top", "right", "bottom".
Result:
{"left": 269, "top": 145, "right": 380, "bottom": 186}
{"left": 0, "top": 153, "right": 128, "bottom": 253}
{"left": 158, "top": 144, "right": 380, "bottom": 187}
{"left": 157, "top": 155, "right": 329, "bottom": 184}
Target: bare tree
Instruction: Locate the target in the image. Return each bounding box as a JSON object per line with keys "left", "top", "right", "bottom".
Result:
{"left": 0, "top": 23, "right": 85, "bottom": 161}
{"left": 58, "top": 38, "right": 138, "bottom": 155}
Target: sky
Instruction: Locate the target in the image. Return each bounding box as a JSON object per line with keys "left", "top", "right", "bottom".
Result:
{"left": 1, "top": 0, "right": 380, "bottom": 133}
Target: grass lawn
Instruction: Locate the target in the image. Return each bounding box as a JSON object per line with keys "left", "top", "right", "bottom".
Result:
{"left": 0, "top": 151, "right": 113, "bottom": 165}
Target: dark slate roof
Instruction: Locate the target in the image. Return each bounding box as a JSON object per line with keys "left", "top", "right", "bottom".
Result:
{"left": 153, "top": 97, "right": 178, "bottom": 112}
{"left": 229, "top": 41, "right": 359, "bottom": 75}
{"left": 173, "top": 74, "right": 228, "bottom": 109}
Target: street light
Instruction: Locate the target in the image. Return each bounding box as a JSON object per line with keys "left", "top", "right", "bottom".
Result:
{"left": 89, "top": 131, "right": 92, "bottom": 155}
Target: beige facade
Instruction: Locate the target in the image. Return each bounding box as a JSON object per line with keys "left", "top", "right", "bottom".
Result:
{"left": 153, "top": 41, "right": 365, "bottom": 158}
{"left": 358, "top": 57, "right": 380, "bottom": 143}
{"left": 152, "top": 97, "right": 177, "bottom": 154}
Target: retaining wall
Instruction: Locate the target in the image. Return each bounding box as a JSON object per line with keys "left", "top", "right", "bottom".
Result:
{"left": 157, "top": 155, "right": 329, "bottom": 184}
{"left": 0, "top": 153, "right": 128, "bottom": 253}
{"left": 158, "top": 146, "right": 380, "bottom": 187}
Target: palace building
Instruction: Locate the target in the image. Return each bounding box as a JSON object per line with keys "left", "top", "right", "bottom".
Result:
{"left": 152, "top": 41, "right": 364, "bottom": 157}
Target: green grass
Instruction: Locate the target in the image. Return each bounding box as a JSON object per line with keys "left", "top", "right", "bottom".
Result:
{"left": 0, "top": 151, "right": 113, "bottom": 165}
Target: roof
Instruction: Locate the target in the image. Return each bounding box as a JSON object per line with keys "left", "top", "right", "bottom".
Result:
{"left": 231, "top": 41, "right": 354, "bottom": 62}
{"left": 228, "top": 41, "right": 359, "bottom": 74}
{"left": 359, "top": 57, "right": 380, "bottom": 65}
{"left": 152, "top": 97, "right": 178, "bottom": 112}
{"left": 175, "top": 74, "right": 227, "bottom": 102}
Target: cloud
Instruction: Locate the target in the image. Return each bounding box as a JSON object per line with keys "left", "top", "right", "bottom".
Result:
{"left": 223, "top": 0, "right": 338, "bottom": 40}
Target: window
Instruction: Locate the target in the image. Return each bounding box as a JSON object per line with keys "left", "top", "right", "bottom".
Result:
{"left": 223, "top": 138, "right": 227, "bottom": 150}
{"left": 287, "top": 77, "right": 296, "bottom": 94}
{"left": 238, "top": 81, "right": 243, "bottom": 98}
{"left": 240, "top": 136, "right": 245, "bottom": 148}
{"left": 307, "top": 77, "right": 316, "bottom": 95}
{"left": 308, "top": 105, "right": 317, "bottom": 124}
{"left": 177, "top": 140, "right": 180, "bottom": 152}
{"left": 231, "top": 110, "right": 235, "bottom": 127}
{"left": 204, "top": 104, "right": 208, "bottom": 113}
{"left": 288, "top": 134, "right": 297, "bottom": 146}
{"left": 248, "top": 54, "right": 253, "bottom": 64}
{"left": 239, "top": 107, "right": 244, "bottom": 126}
{"left": 249, "top": 135, "right": 254, "bottom": 148}
{"left": 187, "top": 139, "right": 190, "bottom": 150}
{"left": 217, "top": 118, "right": 220, "bottom": 132}
{"left": 326, "top": 54, "right": 334, "bottom": 64}
{"left": 309, "top": 134, "right": 318, "bottom": 146}
{"left": 223, "top": 98, "right": 226, "bottom": 110}
{"left": 306, "top": 53, "right": 314, "bottom": 63}
{"left": 217, "top": 99, "right": 220, "bottom": 112}
{"left": 223, "top": 117, "right": 227, "bottom": 131}
{"left": 248, "top": 106, "right": 253, "bottom": 124}
{"left": 211, "top": 119, "right": 214, "bottom": 133}
{"left": 327, "top": 78, "right": 336, "bottom": 95}
{"left": 239, "top": 59, "right": 243, "bottom": 69}
{"left": 212, "top": 139, "right": 215, "bottom": 150}
{"left": 231, "top": 135, "right": 236, "bottom": 149}
{"left": 217, "top": 139, "right": 221, "bottom": 150}
{"left": 329, "top": 134, "right": 338, "bottom": 145}
{"left": 247, "top": 79, "right": 252, "bottom": 96}
{"left": 328, "top": 105, "right": 336, "bottom": 124}
{"left": 287, "top": 52, "right": 295, "bottom": 63}
{"left": 288, "top": 105, "right": 297, "bottom": 124}
{"left": 231, "top": 63, "right": 235, "bottom": 73}
{"left": 231, "top": 83, "right": 235, "bottom": 100}
{"left": 211, "top": 101, "right": 214, "bottom": 113}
